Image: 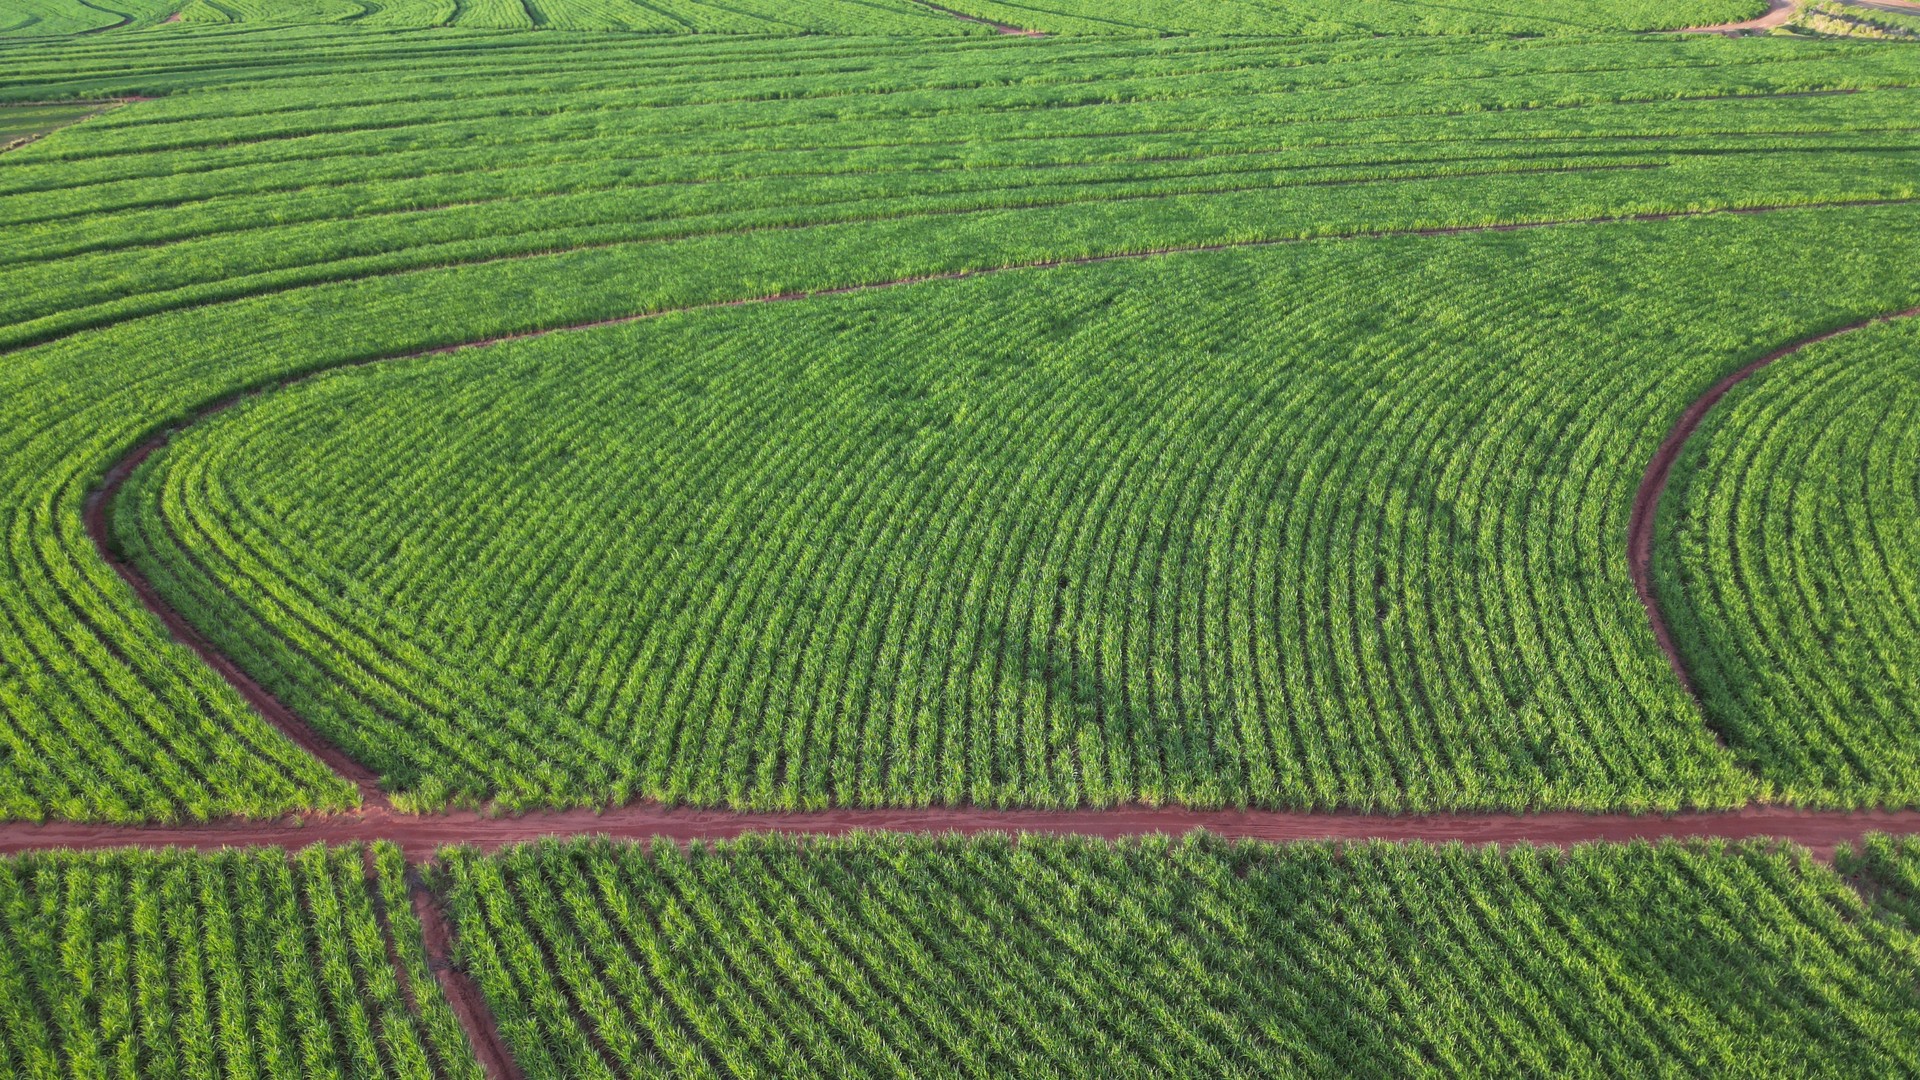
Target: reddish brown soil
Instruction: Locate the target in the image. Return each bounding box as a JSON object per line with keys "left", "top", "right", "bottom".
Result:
{"left": 84, "top": 424, "right": 391, "bottom": 810}
{"left": 408, "top": 866, "right": 525, "bottom": 1080}
{"left": 33, "top": 199, "right": 1920, "bottom": 1080}
{"left": 62, "top": 197, "right": 1920, "bottom": 860}
{"left": 1627, "top": 305, "right": 1920, "bottom": 698}
{"left": 5, "top": 802, "right": 1920, "bottom": 861}
{"left": 1684, "top": 0, "right": 1798, "bottom": 32}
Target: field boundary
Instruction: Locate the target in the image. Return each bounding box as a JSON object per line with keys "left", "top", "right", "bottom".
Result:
{"left": 1683, "top": 0, "right": 1799, "bottom": 33}
{"left": 3, "top": 801, "right": 1920, "bottom": 858}
{"left": 1627, "top": 304, "right": 1920, "bottom": 702}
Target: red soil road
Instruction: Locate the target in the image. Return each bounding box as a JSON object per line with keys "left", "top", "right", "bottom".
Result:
{"left": 1684, "top": 0, "right": 1798, "bottom": 32}
{"left": 33, "top": 198, "right": 1920, "bottom": 1080}
{"left": 1626, "top": 304, "right": 1920, "bottom": 698}
{"left": 85, "top": 426, "right": 392, "bottom": 810}
{"left": 4, "top": 803, "right": 1920, "bottom": 861}
{"left": 408, "top": 865, "right": 524, "bottom": 1080}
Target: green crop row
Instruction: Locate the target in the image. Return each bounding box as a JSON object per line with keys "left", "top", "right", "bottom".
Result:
{"left": 1795, "top": 0, "right": 1920, "bottom": 36}
{"left": 0, "top": 0, "right": 178, "bottom": 36}
{"left": 933, "top": 0, "right": 1768, "bottom": 36}
{"left": 164, "top": 0, "right": 981, "bottom": 36}
{"left": 1656, "top": 317, "right": 1920, "bottom": 804}
{"left": 0, "top": 0, "right": 1774, "bottom": 37}
{"left": 7, "top": 834, "right": 1920, "bottom": 1076}
{"left": 0, "top": 842, "right": 482, "bottom": 1079}
{"left": 439, "top": 832, "right": 1920, "bottom": 1078}
{"left": 1837, "top": 832, "right": 1920, "bottom": 932}
{"left": 6, "top": 32, "right": 1915, "bottom": 352}
{"left": 0, "top": 100, "right": 113, "bottom": 151}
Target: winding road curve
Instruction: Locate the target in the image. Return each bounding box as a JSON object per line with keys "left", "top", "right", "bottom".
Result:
{"left": 1684, "top": 0, "right": 1800, "bottom": 33}
{"left": 1627, "top": 304, "right": 1920, "bottom": 698}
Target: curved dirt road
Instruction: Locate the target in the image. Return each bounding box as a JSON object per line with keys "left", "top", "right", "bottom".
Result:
{"left": 1684, "top": 0, "right": 1798, "bottom": 32}
{"left": 25, "top": 196, "right": 1920, "bottom": 1080}
{"left": 1626, "top": 304, "right": 1920, "bottom": 698}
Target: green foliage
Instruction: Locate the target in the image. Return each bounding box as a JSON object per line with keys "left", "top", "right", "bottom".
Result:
{"left": 1794, "top": 0, "right": 1920, "bottom": 37}
{"left": 0, "top": 0, "right": 1774, "bottom": 36}
{"left": 1657, "top": 318, "right": 1920, "bottom": 804}
{"left": 115, "top": 208, "right": 1920, "bottom": 814}
{"left": 439, "top": 832, "right": 1920, "bottom": 1078}
{"left": 0, "top": 0, "right": 178, "bottom": 36}
{"left": 0, "top": 842, "right": 482, "bottom": 1079}
{"left": 1837, "top": 832, "right": 1920, "bottom": 932}
{"left": 0, "top": 27, "right": 1917, "bottom": 818}
{"left": 935, "top": 0, "right": 1768, "bottom": 36}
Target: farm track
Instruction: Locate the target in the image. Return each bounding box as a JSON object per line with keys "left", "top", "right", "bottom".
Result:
{"left": 4, "top": 802, "right": 1920, "bottom": 861}
{"left": 1681, "top": 0, "right": 1920, "bottom": 33}
{"left": 1627, "top": 303, "right": 1920, "bottom": 701}
{"left": 1685, "top": 0, "right": 1800, "bottom": 33}
{"left": 407, "top": 864, "right": 524, "bottom": 1080}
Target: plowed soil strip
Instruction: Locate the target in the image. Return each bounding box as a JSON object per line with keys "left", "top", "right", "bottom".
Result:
{"left": 1627, "top": 303, "right": 1920, "bottom": 698}
{"left": 408, "top": 865, "right": 524, "bottom": 1080}
{"left": 5, "top": 803, "right": 1920, "bottom": 860}
{"left": 1683, "top": 0, "right": 1798, "bottom": 32}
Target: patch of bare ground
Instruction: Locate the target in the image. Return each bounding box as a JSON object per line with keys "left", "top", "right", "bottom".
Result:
{"left": 1683, "top": 0, "right": 1799, "bottom": 33}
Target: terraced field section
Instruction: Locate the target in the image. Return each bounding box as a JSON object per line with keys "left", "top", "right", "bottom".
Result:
{"left": 440, "top": 833, "right": 1920, "bottom": 1078}
{"left": 1657, "top": 316, "right": 1920, "bottom": 805}
{"left": 0, "top": 99, "right": 119, "bottom": 151}
{"left": 3, "top": 26, "right": 1919, "bottom": 820}
{"left": 0, "top": 842, "right": 482, "bottom": 1079}
{"left": 0, "top": 0, "right": 177, "bottom": 36}
{"left": 0, "top": 0, "right": 1772, "bottom": 36}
